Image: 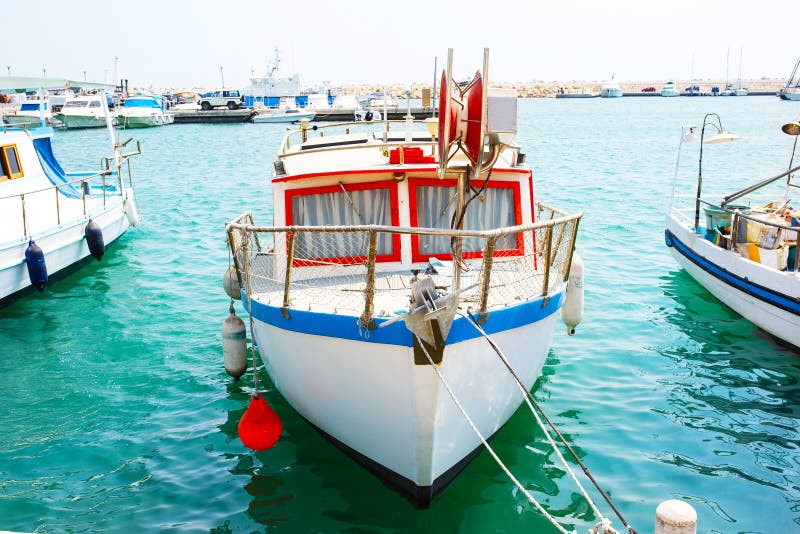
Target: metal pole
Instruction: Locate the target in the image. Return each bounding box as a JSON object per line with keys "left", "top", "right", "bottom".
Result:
{"left": 432, "top": 56, "right": 438, "bottom": 115}
{"left": 694, "top": 114, "right": 720, "bottom": 233}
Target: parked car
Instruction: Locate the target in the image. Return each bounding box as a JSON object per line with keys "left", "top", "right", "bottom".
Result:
{"left": 641, "top": 86, "right": 656, "bottom": 92}
{"left": 197, "top": 90, "right": 244, "bottom": 110}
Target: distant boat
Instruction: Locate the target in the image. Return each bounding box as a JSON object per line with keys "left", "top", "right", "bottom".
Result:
{"left": 252, "top": 107, "right": 316, "bottom": 123}
{"left": 1, "top": 99, "right": 60, "bottom": 128}
{"left": 556, "top": 87, "right": 597, "bottom": 98}
{"left": 683, "top": 85, "right": 701, "bottom": 97}
{"left": 599, "top": 75, "right": 623, "bottom": 98}
{"left": 116, "top": 95, "right": 174, "bottom": 128}
{"left": 733, "top": 47, "right": 748, "bottom": 96}
{"left": 661, "top": 81, "right": 679, "bottom": 97}
{"left": 53, "top": 94, "right": 110, "bottom": 129}
{"left": 778, "top": 56, "right": 800, "bottom": 101}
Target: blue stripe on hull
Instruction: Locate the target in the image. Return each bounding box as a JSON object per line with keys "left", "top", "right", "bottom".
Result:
{"left": 246, "top": 291, "right": 564, "bottom": 346}
{"left": 666, "top": 229, "right": 800, "bottom": 316}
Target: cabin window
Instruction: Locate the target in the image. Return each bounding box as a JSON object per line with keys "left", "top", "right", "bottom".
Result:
{"left": 0, "top": 144, "right": 23, "bottom": 181}
{"left": 410, "top": 179, "right": 521, "bottom": 261}
{"left": 286, "top": 180, "right": 400, "bottom": 263}
{"left": 89, "top": 101, "right": 101, "bottom": 108}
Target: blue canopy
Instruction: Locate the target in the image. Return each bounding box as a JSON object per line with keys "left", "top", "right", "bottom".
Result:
{"left": 123, "top": 95, "right": 161, "bottom": 108}
{"left": 33, "top": 136, "right": 81, "bottom": 199}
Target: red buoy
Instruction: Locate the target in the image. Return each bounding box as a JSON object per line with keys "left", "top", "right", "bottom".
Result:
{"left": 238, "top": 394, "right": 282, "bottom": 450}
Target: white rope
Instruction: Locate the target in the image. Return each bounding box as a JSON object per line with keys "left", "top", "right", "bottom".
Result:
{"left": 415, "top": 336, "right": 575, "bottom": 534}
{"left": 458, "top": 311, "right": 617, "bottom": 532}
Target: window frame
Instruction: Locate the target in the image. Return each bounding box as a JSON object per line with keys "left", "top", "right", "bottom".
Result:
{"left": 284, "top": 179, "right": 401, "bottom": 264}
{"left": 408, "top": 177, "right": 523, "bottom": 262}
{"left": 0, "top": 144, "right": 24, "bottom": 181}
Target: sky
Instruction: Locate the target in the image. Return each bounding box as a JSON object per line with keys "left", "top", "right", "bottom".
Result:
{"left": 2, "top": 0, "right": 799, "bottom": 89}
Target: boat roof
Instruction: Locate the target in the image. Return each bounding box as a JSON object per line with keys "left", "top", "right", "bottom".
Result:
{"left": 0, "top": 76, "right": 115, "bottom": 93}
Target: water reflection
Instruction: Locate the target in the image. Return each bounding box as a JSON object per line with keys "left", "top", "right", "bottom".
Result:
{"left": 656, "top": 268, "right": 800, "bottom": 526}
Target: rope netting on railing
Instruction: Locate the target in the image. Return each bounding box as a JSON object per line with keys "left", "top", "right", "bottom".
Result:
{"left": 226, "top": 204, "right": 581, "bottom": 320}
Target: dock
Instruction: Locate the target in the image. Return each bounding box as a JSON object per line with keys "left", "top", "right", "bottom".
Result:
{"left": 171, "top": 109, "right": 257, "bottom": 123}
{"left": 170, "top": 107, "right": 435, "bottom": 124}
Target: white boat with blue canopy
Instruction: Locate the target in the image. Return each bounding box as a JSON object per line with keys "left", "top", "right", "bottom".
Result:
{"left": 0, "top": 77, "right": 142, "bottom": 302}
{"left": 666, "top": 114, "right": 800, "bottom": 348}
{"left": 116, "top": 94, "right": 174, "bottom": 128}
{"left": 225, "top": 50, "right": 586, "bottom": 508}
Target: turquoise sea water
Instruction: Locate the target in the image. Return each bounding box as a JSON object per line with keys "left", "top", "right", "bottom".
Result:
{"left": 1, "top": 97, "right": 799, "bottom": 533}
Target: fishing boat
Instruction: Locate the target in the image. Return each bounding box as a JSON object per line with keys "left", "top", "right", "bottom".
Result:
{"left": 116, "top": 94, "right": 174, "bottom": 128}
{"left": 599, "top": 75, "right": 623, "bottom": 98}
{"left": 665, "top": 114, "right": 800, "bottom": 348}
{"left": 0, "top": 78, "right": 142, "bottom": 302}
{"left": 225, "top": 50, "right": 584, "bottom": 505}
{"left": 53, "top": 93, "right": 111, "bottom": 129}
{"left": 661, "top": 81, "right": 679, "bottom": 97}
{"left": 778, "top": 56, "right": 800, "bottom": 101}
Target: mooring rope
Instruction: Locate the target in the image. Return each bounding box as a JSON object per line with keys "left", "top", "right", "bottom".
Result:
{"left": 242, "top": 232, "right": 259, "bottom": 395}
{"left": 460, "top": 310, "right": 637, "bottom": 534}
{"left": 415, "top": 336, "right": 575, "bottom": 534}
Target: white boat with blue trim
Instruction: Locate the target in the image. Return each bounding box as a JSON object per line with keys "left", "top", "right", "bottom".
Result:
{"left": 0, "top": 78, "right": 142, "bottom": 302}
{"left": 225, "top": 50, "right": 584, "bottom": 505}
{"left": 116, "top": 94, "right": 174, "bottom": 128}
{"left": 665, "top": 115, "right": 800, "bottom": 348}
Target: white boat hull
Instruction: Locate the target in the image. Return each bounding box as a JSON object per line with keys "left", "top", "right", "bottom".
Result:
{"left": 248, "top": 294, "right": 561, "bottom": 503}
{"left": 0, "top": 193, "right": 133, "bottom": 301}
{"left": 117, "top": 113, "right": 174, "bottom": 128}
{"left": 56, "top": 114, "right": 108, "bottom": 129}
{"left": 665, "top": 213, "right": 800, "bottom": 348}
{"left": 252, "top": 111, "right": 316, "bottom": 123}
{"left": 600, "top": 88, "right": 623, "bottom": 98}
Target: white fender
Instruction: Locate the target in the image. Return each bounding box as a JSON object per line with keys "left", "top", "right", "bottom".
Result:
{"left": 222, "top": 303, "right": 248, "bottom": 379}
{"left": 561, "top": 253, "right": 584, "bottom": 335}
{"left": 124, "top": 193, "right": 141, "bottom": 226}
{"left": 223, "top": 265, "right": 242, "bottom": 300}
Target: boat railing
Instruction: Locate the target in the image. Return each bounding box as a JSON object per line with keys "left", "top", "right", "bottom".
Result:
{"left": 280, "top": 119, "right": 438, "bottom": 153}
{"left": 0, "top": 141, "right": 140, "bottom": 241}
{"left": 226, "top": 203, "right": 581, "bottom": 327}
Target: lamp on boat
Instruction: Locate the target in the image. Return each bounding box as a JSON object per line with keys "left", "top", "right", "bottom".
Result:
{"left": 694, "top": 113, "right": 741, "bottom": 234}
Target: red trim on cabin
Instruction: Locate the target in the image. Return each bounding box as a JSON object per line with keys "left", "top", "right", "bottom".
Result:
{"left": 272, "top": 165, "right": 531, "bottom": 183}
{"left": 407, "top": 178, "right": 524, "bottom": 263}
{"left": 285, "top": 180, "right": 401, "bottom": 264}
{"left": 528, "top": 169, "right": 538, "bottom": 269}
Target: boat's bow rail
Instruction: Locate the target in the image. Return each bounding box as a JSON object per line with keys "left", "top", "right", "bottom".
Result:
{"left": 226, "top": 204, "right": 581, "bottom": 326}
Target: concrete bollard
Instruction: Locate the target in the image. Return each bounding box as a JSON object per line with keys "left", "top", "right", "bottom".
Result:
{"left": 655, "top": 499, "right": 697, "bottom": 534}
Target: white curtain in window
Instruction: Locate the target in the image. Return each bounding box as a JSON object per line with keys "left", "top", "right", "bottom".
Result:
{"left": 292, "top": 187, "right": 393, "bottom": 258}
{"left": 416, "top": 185, "right": 516, "bottom": 254}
